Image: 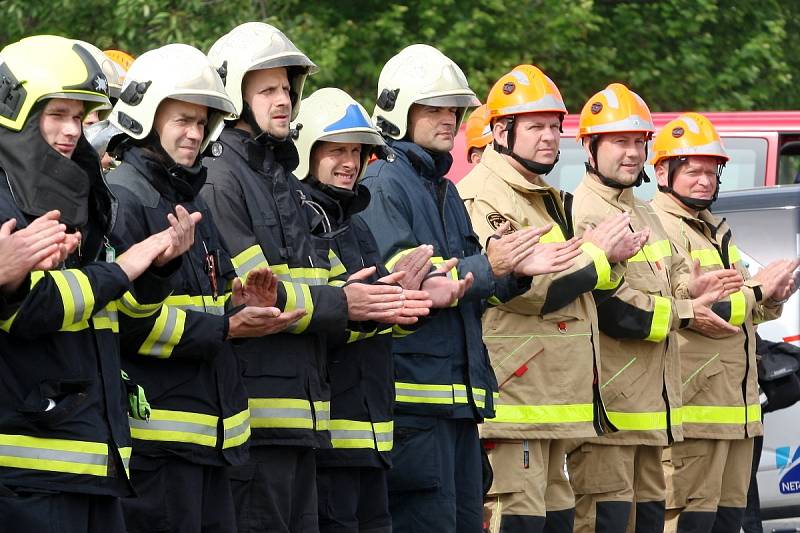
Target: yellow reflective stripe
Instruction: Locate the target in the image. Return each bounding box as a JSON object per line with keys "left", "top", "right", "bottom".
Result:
{"left": 329, "top": 279, "right": 346, "bottom": 288}
{"left": 91, "top": 302, "right": 119, "bottom": 332}
{"left": 606, "top": 410, "right": 667, "bottom": 431}
{"left": 472, "top": 387, "right": 487, "bottom": 408}
{"left": 491, "top": 403, "right": 595, "bottom": 424}
{"left": 392, "top": 325, "right": 414, "bottom": 338}
{"left": 138, "top": 306, "right": 187, "bottom": 358}
{"left": 314, "top": 400, "right": 331, "bottom": 431}
{"left": 116, "top": 290, "right": 162, "bottom": 319}
{"left": 629, "top": 239, "right": 672, "bottom": 263}
{"left": 1, "top": 272, "right": 45, "bottom": 331}
{"left": 690, "top": 248, "right": 723, "bottom": 267}
{"left": 222, "top": 409, "right": 251, "bottom": 449}
{"left": 50, "top": 269, "right": 95, "bottom": 329}
{"left": 385, "top": 248, "right": 416, "bottom": 271}
{"left": 129, "top": 408, "right": 218, "bottom": 447}
{"left": 728, "top": 245, "right": 742, "bottom": 264}
{"left": 347, "top": 328, "right": 378, "bottom": 343}
{"left": 374, "top": 421, "right": 394, "bottom": 451}
{"left": 164, "top": 294, "right": 227, "bottom": 316}
{"left": 329, "top": 419, "right": 394, "bottom": 451}
{"left": 285, "top": 282, "right": 313, "bottom": 333}
{"left": 729, "top": 290, "right": 746, "bottom": 326}
{"left": 248, "top": 398, "right": 314, "bottom": 429}
{"left": 580, "top": 242, "right": 619, "bottom": 290}
{"left": 328, "top": 249, "right": 346, "bottom": 278}
{"left": 0, "top": 433, "right": 109, "bottom": 477}
{"left": 681, "top": 404, "right": 762, "bottom": 424}
{"left": 231, "top": 245, "right": 269, "bottom": 278}
{"left": 487, "top": 296, "right": 503, "bottom": 307}
{"left": 671, "top": 406, "right": 683, "bottom": 426}
{"left": 395, "top": 382, "right": 487, "bottom": 406}
{"left": 539, "top": 226, "right": 566, "bottom": 244}
{"left": 118, "top": 446, "right": 132, "bottom": 478}
{"left": 645, "top": 295, "right": 671, "bottom": 342}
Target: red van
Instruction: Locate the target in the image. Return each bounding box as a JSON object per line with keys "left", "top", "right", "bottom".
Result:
{"left": 448, "top": 111, "right": 800, "bottom": 197}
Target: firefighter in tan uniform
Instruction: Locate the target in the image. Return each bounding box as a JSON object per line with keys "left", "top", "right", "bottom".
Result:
{"left": 457, "top": 66, "right": 648, "bottom": 533}
{"left": 649, "top": 113, "right": 799, "bottom": 533}
{"left": 464, "top": 103, "right": 492, "bottom": 164}
{"left": 567, "top": 84, "right": 746, "bottom": 533}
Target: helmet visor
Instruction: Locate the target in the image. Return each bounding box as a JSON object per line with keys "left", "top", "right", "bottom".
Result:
{"left": 318, "top": 130, "right": 386, "bottom": 147}
{"left": 248, "top": 53, "right": 319, "bottom": 75}
{"left": 172, "top": 93, "right": 237, "bottom": 116}
{"left": 416, "top": 94, "right": 480, "bottom": 108}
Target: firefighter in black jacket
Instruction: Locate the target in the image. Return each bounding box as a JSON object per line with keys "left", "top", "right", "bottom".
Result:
{"left": 204, "top": 23, "right": 432, "bottom": 532}
{"left": 0, "top": 35, "right": 199, "bottom": 533}
{"left": 106, "top": 44, "right": 299, "bottom": 533}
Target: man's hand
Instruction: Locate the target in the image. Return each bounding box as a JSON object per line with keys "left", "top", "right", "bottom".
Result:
{"left": 391, "top": 244, "right": 434, "bottom": 291}
{"left": 486, "top": 222, "right": 551, "bottom": 277}
{"left": 227, "top": 306, "right": 307, "bottom": 338}
{"left": 375, "top": 270, "right": 433, "bottom": 325}
{"left": 514, "top": 237, "right": 583, "bottom": 276}
{"left": 231, "top": 267, "right": 278, "bottom": 308}
{"left": 421, "top": 258, "right": 474, "bottom": 308}
{"left": 116, "top": 232, "right": 173, "bottom": 282}
{"left": 687, "top": 260, "right": 744, "bottom": 299}
{"left": 344, "top": 266, "right": 406, "bottom": 322}
{"left": 153, "top": 205, "right": 203, "bottom": 267}
{"left": 689, "top": 288, "right": 740, "bottom": 339}
{"left": 0, "top": 211, "right": 73, "bottom": 290}
{"left": 582, "top": 213, "right": 647, "bottom": 263}
{"left": 753, "top": 258, "right": 800, "bottom": 304}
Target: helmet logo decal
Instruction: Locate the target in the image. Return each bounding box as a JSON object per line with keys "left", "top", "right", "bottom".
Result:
{"left": 94, "top": 76, "right": 108, "bottom": 94}
{"left": 590, "top": 102, "right": 603, "bottom": 114}
{"left": 510, "top": 70, "right": 530, "bottom": 86}
{"left": 502, "top": 82, "right": 515, "bottom": 95}
{"left": 210, "top": 142, "right": 223, "bottom": 157}
{"left": 672, "top": 127, "right": 684, "bottom": 138}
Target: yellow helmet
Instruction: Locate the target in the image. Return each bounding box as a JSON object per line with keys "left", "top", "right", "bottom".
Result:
{"left": 650, "top": 112, "right": 729, "bottom": 166}
{"left": 0, "top": 35, "right": 110, "bottom": 131}
{"left": 577, "top": 83, "right": 654, "bottom": 139}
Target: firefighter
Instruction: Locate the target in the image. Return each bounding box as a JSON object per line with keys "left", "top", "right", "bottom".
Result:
{"left": 106, "top": 43, "right": 297, "bottom": 533}
{"left": 0, "top": 35, "right": 198, "bottom": 532}
{"left": 457, "top": 64, "right": 650, "bottom": 533}
{"left": 650, "top": 113, "right": 799, "bottom": 533}
{"left": 203, "top": 23, "right": 422, "bottom": 532}
{"left": 358, "top": 45, "right": 582, "bottom": 532}
{"left": 568, "top": 84, "right": 746, "bottom": 533}
{"left": 465, "top": 103, "right": 492, "bottom": 164}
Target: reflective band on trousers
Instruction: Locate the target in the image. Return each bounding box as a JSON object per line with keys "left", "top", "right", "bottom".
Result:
{"left": 491, "top": 403, "right": 595, "bottom": 424}
{"left": 130, "top": 409, "right": 218, "bottom": 447}
{"left": 0, "top": 433, "right": 108, "bottom": 477}
{"left": 329, "top": 420, "right": 393, "bottom": 451}
{"left": 606, "top": 410, "right": 667, "bottom": 431}
{"left": 645, "top": 295, "right": 671, "bottom": 342}
{"left": 248, "top": 398, "right": 330, "bottom": 431}
{"left": 680, "top": 404, "right": 761, "bottom": 425}
{"left": 395, "top": 382, "right": 489, "bottom": 408}
{"left": 222, "top": 409, "right": 251, "bottom": 449}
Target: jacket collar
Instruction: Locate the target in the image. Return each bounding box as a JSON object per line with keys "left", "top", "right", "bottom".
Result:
{"left": 218, "top": 126, "right": 299, "bottom": 176}
{"left": 306, "top": 175, "right": 370, "bottom": 226}
{"left": 581, "top": 171, "right": 636, "bottom": 211}
{"left": 387, "top": 138, "right": 452, "bottom": 182}
{"left": 652, "top": 190, "right": 725, "bottom": 235}
{"left": 480, "top": 145, "right": 557, "bottom": 194}
{"left": 121, "top": 145, "right": 206, "bottom": 203}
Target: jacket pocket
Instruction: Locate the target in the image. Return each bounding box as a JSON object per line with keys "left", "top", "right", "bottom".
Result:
{"left": 387, "top": 417, "right": 440, "bottom": 492}
{"left": 486, "top": 440, "right": 527, "bottom": 495}
{"left": 485, "top": 333, "right": 545, "bottom": 387}
{"left": 681, "top": 353, "right": 724, "bottom": 404}
{"left": 665, "top": 440, "right": 711, "bottom": 506}
{"left": 19, "top": 379, "right": 92, "bottom": 429}
{"left": 328, "top": 357, "right": 361, "bottom": 398}
{"left": 599, "top": 354, "right": 647, "bottom": 406}
{"left": 240, "top": 344, "right": 298, "bottom": 378}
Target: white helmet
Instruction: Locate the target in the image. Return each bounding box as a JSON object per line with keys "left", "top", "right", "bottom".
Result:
{"left": 292, "top": 88, "right": 385, "bottom": 180}
{"left": 208, "top": 22, "right": 318, "bottom": 121}
{"left": 75, "top": 40, "right": 124, "bottom": 107}
{"left": 373, "top": 44, "right": 479, "bottom": 140}
{"left": 109, "top": 43, "right": 236, "bottom": 153}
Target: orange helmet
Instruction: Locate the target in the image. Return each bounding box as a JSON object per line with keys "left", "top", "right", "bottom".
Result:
{"left": 486, "top": 64, "right": 566, "bottom": 120}
{"left": 464, "top": 104, "right": 492, "bottom": 160}
{"left": 650, "top": 112, "right": 729, "bottom": 166}
{"left": 103, "top": 49, "right": 135, "bottom": 74}
{"left": 577, "top": 83, "right": 654, "bottom": 140}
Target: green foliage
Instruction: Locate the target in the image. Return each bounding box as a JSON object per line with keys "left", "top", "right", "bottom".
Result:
{"left": 1, "top": 0, "right": 797, "bottom": 112}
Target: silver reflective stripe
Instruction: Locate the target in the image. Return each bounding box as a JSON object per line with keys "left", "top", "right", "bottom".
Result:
{"left": 454, "top": 388, "right": 468, "bottom": 402}
{"left": 151, "top": 306, "right": 180, "bottom": 354}
{"left": 249, "top": 407, "right": 312, "bottom": 420}
{"left": 473, "top": 389, "right": 486, "bottom": 401}
{"left": 224, "top": 420, "right": 250, "bottom": 442}
{"left": 61, "top": 270, "right": 87, "bottom": 324}
{"left": 120, "top": 454, "right": 131, "bottom": 473}
{"left": 375, "top": 431, "right": 393, "bottom": 443}
{"left": 235, "top": 251, "right": 268, "bottom": 278}
{"left": 330, "top": 429, "right": 374, "bottom": 441}
{"left": 500, "top": 94, "right": 565, "bottom": 115}
{"left": 275, "top": 273, "right": 326, "bottom": 287}
{"left": 129, "top": 418, "right": 217, "bottom": 438}
{"left": 170, "top": 304, "right": 225, "bottom": 316}
{"left": 670, "top": 140, "right": 727, "bottom": 158}
{"left": 395, "top": 386, "right": 454, "bottom": 400}
{"left": 0, "top": 444, "right": 106, "bottom": 467}
{"left": 583, "top": 115, "right": 654, "bottom": 134}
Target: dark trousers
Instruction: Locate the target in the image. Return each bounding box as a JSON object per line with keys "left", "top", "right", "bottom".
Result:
{"left": 122, "top": 455, "right": 236, "bottom": 533}
{"left": 229, "top": 445, "right": 318, "bottom": 533}
{"left": 317, "top": 466, "right": 391, "bottom": 533}
{"left": 0, "top": 489, "right": 125, "bottom": 533}
{"left": 388, "top": 415, "right": 483, "bottom": 533}
{"left": 742, "top": 435, "right": 764, "bottom": 533}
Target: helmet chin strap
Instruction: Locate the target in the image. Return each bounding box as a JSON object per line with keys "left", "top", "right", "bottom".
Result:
{"left": 657, "top": 157, "right": 722, "bottom": 211}
{"left": 494, "top": 115, "right": 558, "bottom": 176}
{"left": 240, "top": 101, "right": 291, "bottom": 145}
{"left": 585, "top": 135, "right": 650, "bottom": 189}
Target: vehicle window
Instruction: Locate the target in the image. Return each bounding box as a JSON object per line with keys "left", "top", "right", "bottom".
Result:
{"left": 547, "top": 137, "right": 768, "bottom": 198}
{"left": 778, "top": 140, "right": 800, "bottom": 185}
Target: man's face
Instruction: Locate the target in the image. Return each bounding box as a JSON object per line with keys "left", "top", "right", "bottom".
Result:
{"left": 656, "top": 156, "right": 720, "bottom": 200}
{"left": 39, "top": 98, "right": 84, "bottom": 158}
{"left": 153, "top": 98, "right": 208, "bottom": 166}
{"left": 311, "top": 141, "right": 362, "bottom": 190}
{"left": 590, "top": 132, "right": 647, "bottom": 186}
{"left": 242, "top": 67, "right": 292, "bottom": 139}
{"left": 493, "top": 112, "right": 561, "bottom": 166}
{"left": 407, "top": 104, "right": 457, "bottom": 153}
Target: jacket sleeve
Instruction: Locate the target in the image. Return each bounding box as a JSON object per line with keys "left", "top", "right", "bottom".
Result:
{"left": 465, "top": 197, "right": 620, "bottom": 316}
{"left": 200, "top": 170, "right": 347, "bottom": 336}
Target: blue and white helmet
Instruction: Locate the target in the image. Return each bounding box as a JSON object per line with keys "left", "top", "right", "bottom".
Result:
{"left": 292, "top": 87, "right": 385, "bottom": 180}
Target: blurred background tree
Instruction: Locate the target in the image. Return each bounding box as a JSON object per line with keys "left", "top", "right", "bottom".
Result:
{"left": 1, "top": 0, "right": 797, "bottom": 112}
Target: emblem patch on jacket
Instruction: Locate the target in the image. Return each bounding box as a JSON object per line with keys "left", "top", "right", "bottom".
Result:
{"left": 486, "top": 212, "right": 514, "bottom": 233}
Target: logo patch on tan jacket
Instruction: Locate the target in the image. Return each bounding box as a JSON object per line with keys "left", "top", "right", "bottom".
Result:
{"left": 486, "top": 212, "right": 515, "bottom": 233}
